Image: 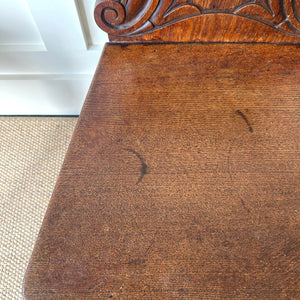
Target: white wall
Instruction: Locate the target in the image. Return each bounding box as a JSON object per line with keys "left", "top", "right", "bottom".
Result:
{"left": 0, "top": 0, "right": 108, "bottom": 115}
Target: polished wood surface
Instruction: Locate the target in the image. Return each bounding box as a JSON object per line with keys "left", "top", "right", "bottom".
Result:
{"left": 95, "top": 0, "right": 300, "bottom": 43}
{"left": 24, "top": 43, "right": 300, "bottom": 299}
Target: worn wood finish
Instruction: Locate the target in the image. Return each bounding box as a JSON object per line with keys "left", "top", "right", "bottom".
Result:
{"left": 94, "top": 0, "right": 300, "bottom": 43}
{"left": 24, "top": 43, "right": 300, "bottom": 299}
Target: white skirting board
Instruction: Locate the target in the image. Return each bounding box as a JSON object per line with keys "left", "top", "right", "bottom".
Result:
{"left": 0, "top": 75, "right": 94, "bottom": 115}
{"left": 0, "top": 48, "right": 103, "bottom": 115}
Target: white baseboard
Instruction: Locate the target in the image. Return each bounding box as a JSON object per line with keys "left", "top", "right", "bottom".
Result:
{"left": 0, "top": 75, "right": 93, "bottom": 115}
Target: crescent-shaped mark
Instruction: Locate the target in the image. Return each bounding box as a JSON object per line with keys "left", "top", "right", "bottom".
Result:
{"left": 123, "top": 148, "right": 148, "bottom": 185}
{"left": 236, "top": 110, "right": 253, "bottom": 133}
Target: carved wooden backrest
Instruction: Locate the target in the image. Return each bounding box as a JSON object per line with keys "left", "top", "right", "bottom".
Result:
{"left": 95, "top": 0, "right": 300, "bottom": 43}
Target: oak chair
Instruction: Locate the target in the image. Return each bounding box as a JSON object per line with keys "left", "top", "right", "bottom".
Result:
{"left": 24, "top": 1, "right": 299, "bottom": 298}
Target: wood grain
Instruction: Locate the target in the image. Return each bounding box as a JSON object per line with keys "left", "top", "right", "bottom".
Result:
{"left": 24, "top": 43, "right": 300, "bottom": 299}
{"left": 94, "top": 0, "right": 300, "bottom": 43}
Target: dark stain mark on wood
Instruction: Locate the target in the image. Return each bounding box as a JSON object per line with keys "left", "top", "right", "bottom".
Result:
{"left": 228, "top": 141, "right": 251, "bottom": 213}
{"left": 196, "top": 234, "right": 202, "bottom": 242}
{"left": 239, "top": 197, "right": 249, "bottom": 213}
{"left": 236, "top": 110, "right": 253, "bottom": 133}
{"left": 123, "top": 148, "right": 148, "bottom": 184}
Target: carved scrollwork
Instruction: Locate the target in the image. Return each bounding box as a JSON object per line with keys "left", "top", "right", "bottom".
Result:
{"left": 281, "top": 0, "right": 300, "bottom": 33}
{"left": 94, "top": 0, "right": 202, "bottom": 36}
{"left": 94, "top": 0, "right": 300, "bottom": 40}
{"left": 94, "top": 0, "right": 159, "bottom": 36}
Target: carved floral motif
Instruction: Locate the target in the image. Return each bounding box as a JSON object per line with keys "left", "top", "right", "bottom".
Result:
{"left": 94, "top": 0, "right": 300, "bottom": 38}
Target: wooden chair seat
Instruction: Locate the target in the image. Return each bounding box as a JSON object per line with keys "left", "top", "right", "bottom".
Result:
{"left": 24, "top": 1, "right": 299, "bottom": 299}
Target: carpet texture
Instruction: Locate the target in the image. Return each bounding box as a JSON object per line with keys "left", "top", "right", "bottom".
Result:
{"left": 0, "top": 117, "right": 78, "bottom": 299}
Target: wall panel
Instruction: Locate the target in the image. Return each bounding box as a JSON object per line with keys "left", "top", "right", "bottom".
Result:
{"left": 0, "top": 0, "right": 108, "bottom": 115}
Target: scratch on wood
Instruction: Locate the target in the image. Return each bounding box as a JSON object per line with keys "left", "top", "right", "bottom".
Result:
{"left": 144, "top": 230, "right": 159, "bottom": 257}
{"left": 123, "top": 148, "right": 148, "bottom": 184}
{"left": 228, "top": 140, "right": 250, "bottom": 213}
{"left": 236, "top": 110, "right": 253, "bottom": 133}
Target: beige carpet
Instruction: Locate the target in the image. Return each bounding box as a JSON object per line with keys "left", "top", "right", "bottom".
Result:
{"left": 0, "top": 117, "right": 78, "bottom": 300}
